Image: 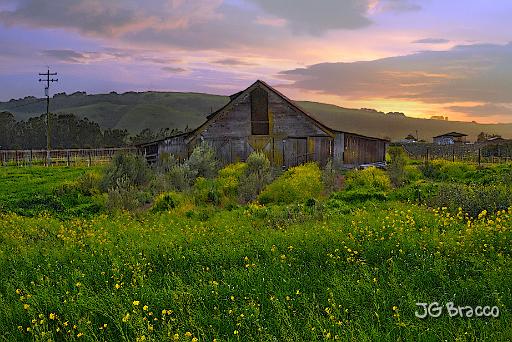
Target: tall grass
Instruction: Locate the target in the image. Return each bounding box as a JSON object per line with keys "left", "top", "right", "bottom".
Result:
{"left": 1, "top": 201, "right": 511, "bottom": 341}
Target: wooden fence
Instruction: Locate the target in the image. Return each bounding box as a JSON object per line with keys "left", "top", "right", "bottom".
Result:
{"left": 0, "top": 148, "right": 138, "bottom": 167}
{"left": 399, "top": 143, "right": 512, "bottom": 165}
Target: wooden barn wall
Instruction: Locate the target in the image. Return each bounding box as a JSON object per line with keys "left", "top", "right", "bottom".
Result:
{"left": 192, "top": 84, "right": 332, "bottom": 167}
{"left": 158, "top": 135, "right": 189, "bottom": 161}
{"left": 141, "top": 142, "right": 159, "bottom": 163}
{"left": 343, "top": 134, "right": 386, "bottom": 165}
{"left": 332, "top": 133, "right": 345, "bottom": 167}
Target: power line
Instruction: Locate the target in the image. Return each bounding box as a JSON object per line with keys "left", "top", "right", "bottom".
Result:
{"left": 38, "top": 68, "right": 58, "bottom": 166}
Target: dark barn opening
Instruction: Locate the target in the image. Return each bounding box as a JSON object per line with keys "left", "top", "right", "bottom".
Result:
{"left": 250, "top": 87, "right": 269, "bottom": 135}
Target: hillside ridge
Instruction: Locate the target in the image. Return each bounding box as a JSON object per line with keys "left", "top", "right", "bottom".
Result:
{"left": 1, "top": 91, "right": 511, "bottom": 141}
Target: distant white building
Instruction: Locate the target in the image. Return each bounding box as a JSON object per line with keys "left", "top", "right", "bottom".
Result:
{"left": 433, "top": 132, "right": 468, "bottom": 145}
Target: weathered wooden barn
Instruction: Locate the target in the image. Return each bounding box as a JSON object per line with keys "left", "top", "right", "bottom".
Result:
{"left": 138, "top": 80, "right": 388, "bottom": 168}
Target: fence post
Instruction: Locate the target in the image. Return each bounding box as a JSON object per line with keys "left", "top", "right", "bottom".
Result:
{"left": 478, "top": 148, "right": 481, "bottom": 166}
{"left": 88, "top": 150, "right": 92, "bottom": 167}
{"left": 66, "top": 150, "right": 70, "bottom": 167}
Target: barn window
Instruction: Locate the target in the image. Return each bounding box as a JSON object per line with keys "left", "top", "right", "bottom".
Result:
{"left": 250, "top": 88, "right": 269, "bottom": 135}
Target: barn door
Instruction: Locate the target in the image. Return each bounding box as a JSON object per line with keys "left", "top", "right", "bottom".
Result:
{"left": 284, "top": 138, "right": 307, "bottom": 168}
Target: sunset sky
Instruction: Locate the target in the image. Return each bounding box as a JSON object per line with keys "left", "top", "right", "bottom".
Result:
{"left": 1, "top": 0, "right": 512, "bottom": 123}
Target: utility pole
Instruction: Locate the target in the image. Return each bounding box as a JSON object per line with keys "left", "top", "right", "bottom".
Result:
{"left": 38, "top": 68, "right": 58, "bottom": 166}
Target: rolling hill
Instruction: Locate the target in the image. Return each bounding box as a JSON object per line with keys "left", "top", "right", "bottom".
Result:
{"left": 2, "top": 91, "right": 511, "bottom": 142}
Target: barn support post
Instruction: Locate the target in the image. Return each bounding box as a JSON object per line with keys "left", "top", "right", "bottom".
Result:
{"left": 15, "top": 150, "right": 19, "bottom": 167}
{"left": 66, "top": 150, "right": 70, "bottom": 167}
{"left": 452, "top": 147, "right": 455, "bottom": 162}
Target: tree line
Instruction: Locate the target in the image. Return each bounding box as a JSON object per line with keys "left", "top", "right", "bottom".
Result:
{"left": 0, "top": 111, "right": 184, "bottom": 150}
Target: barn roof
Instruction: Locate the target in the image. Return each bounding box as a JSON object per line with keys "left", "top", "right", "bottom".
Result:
{"left": 433, "top": 131, "right": 468, "bottom": 138}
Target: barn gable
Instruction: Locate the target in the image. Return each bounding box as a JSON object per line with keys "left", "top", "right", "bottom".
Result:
{"left": 189, "top": 80, "right": 333, "bottom": 142}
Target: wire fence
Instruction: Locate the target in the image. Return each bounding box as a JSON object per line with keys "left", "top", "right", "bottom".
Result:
{"left": 0, "top": 147, "right": 138, "bottom": 167}
{"left": 399, "top": 142, "right": 512, "bottom": 164}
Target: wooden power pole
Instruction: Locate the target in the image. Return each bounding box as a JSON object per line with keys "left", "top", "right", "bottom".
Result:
{"left": 38, "top": 68, "right": 58, "bottom": 166}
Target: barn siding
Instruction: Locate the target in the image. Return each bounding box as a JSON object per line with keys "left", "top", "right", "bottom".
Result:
{"left": 333, "top": 133, "right": 345, "bottom": 167}
{"left": 159, "top": 135, "right": 189, "bottom": 162}
{"left": 343, "top": 133, "right": 386, "bottom": 165}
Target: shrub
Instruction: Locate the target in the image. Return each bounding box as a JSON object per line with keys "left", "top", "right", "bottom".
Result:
{"left": 387, "top": 146, "right": 407, "bottom": 187}
{"left": 390, "top": 181, "right": 439, "bottom": 203}
{"left": 102, "top": 152, "right": 150, "bottom": 191}
{"left": 322, "top": 160, "right": 339, "bottom": 194}
{"left": 151, "top": 191, "right": 183, "bottom": 212}
{"left": 429, "top": 183, "right": 512, "bottom": 218}
{"left": 193, "top": 177, "right": 221, "bottom": 205}
{"left": 217, "top": 162, "right": 247, "bottom": 198}
{"left": 345, "top": 167, "right": 391, "bottom": 192}
{"left": 246, "top": 151, "right": 271, "bottom": 180}
{"left": 153, "top": 152, "right": 177, "bottom": 173}
{"left": 258, "top": 163, "right": 323, "bottom": 204}
{"left": 168, "top": 164, "right": 194, "bottom": 191}
{"left": 404, "top": 165, "right": 423, "bottom": 183}
{"left": 105, "top": 176, "right": 141, "bottom": 212}
{"left": 186, "top": 143, "right": 219, "bottom": 179}
{"left": 419, "top": 160, "right": 477, "bottom": 182}
{"left": 239, "top": 152, "right": 273, "bottom": 202}
{"left": 330, "top": 189, "right": 388, "bottom": 203}
{"left": 76, "top": 171, "right": 102, "bottom": 195}
{"left": 148, "top": 173, "right": 172, "bottom": 194}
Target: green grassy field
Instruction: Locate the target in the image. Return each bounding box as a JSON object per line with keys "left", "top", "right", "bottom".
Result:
{"left": 0, "top": 166, "right": 104, "bottom": 218}
{"left": 0, "top": 161, "right": 511, "bottom": 341}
